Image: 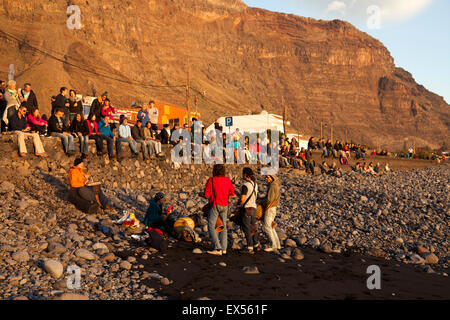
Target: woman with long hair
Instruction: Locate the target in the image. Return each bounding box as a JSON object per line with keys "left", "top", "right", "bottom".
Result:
{"left": 86, "top": 113, "right": 105, "bottom": 156}
{"left": 203, "top": 164, "right": 235, "bottom": 256}
{"left": 70, "top": 113, "right": 90, "bottom": 158}
{"left": 27, "top": 108, "right": 48, "bottom": 136}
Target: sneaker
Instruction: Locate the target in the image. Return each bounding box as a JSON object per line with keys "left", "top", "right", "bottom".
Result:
{"left": 222, "top": 250, "right": 227, "bottom": 255}
{"left": 264, "top": 247, "right": 274, "bottom": 252}
{"left": 207, "top": 250, "right": 223, "bottom": 256}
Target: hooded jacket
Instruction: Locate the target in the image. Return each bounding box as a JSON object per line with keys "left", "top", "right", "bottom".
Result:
{"left": 143, "top": 198, "right": 164, "bottom": 229}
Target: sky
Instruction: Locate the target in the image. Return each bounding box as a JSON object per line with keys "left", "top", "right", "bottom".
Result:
{"left": 244, "top": 0, "right": 450, "bottom": 104}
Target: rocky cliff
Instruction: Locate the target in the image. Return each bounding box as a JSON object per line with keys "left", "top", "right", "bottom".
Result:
{"left": 0, "top": 0, "right": 448, "bottom": 149}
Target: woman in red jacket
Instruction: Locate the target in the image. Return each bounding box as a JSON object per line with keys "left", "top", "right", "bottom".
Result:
{"left": 86, "top": 114, "right": 106, "bottom": 156}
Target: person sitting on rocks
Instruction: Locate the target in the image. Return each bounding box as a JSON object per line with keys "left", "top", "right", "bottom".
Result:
{"left": 143, "top": 121, "right": 164, "bottom": 158}
{"left": 160, "top": 124, "right": 171, "bottom": 145}
{"left": 98, "top": 116, "right": 117, "bottom": 160}
{"left": 27, "top": 108, "right": 48, "bottom": 136}
{"left": 352, "top": 162, "right": 363, "bottom": 173}
{"left": 319, "top": 161, "right": 330, "bottom": 174}
{"left": 68, "top": 157, "right": 111, "bottom": 213}
{"left": 328, "top": 162, "right": 343, "bottom": 177}
{"left": 86, "top": 114, "right": 107, "bottom": 157}
{"left": 48, "top": 108, "right": 77, "bottom": 155}
{"left": 262, "top": 174, "right": 281, "bottom": 253}
{"left": 8, "top": 105, "right": 47, "bottom": 158}
{"left": 131, "top": 120, "right": 152, "bottom": 160}
{"left": 143, "top": 192, "right": 172, "bottom": 234}
{"left": 70, "top": 113, "right": 90, "bottom": 159}
{"left": 117, "top": 118, "right": 138, "bottom": 160}
{"left": 364, "top": 162, "right": 376, "bottom": 175}
{"left": 374, "top": 162, "right": 382, "bottom": 175}
{"left": 384, "top": 163, "right": 393, "bottom": 173}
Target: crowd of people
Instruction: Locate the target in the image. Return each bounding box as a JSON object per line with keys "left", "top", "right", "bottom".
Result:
{"left": 140, "top": 164, "right": 283, "bottom": 255}
{"left": 0, "top": 82, "right": 166, "bottom": 161}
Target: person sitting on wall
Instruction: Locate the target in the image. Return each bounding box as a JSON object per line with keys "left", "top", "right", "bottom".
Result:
{"left": 68, "top": 157, "right": 111, "bottom": 213}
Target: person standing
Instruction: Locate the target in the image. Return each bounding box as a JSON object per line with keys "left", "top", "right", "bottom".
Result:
{"left": 262, "top": 174, "right": 281, "bottom": 253}
{"left": 68, "top": 89, "right": 83, "bottom": 120}
{"left": 137, "top": 104, "right": 150, "bottom": 127}
{"left": 203, "top": 164, "right": 235, "bottom": 256}
{"left": 90, "top": 92, "right": 108, "bottom": 122}
{"left": 239, "top": 167, "right": 259, "bottom": 254}
{"left": 8, "top": 105, "right": 46, "bottom": 158}
{"left": 52, "top": 87, "right": 69, "bottom": 116}
{"left": 2, "top": 80, "right": 21, "bottom": 129}
{"left": 148, "top": 100, "right": 159, "bottom": 131}
{"left": 20, "top": 83, "right": 38, "bottom": 113}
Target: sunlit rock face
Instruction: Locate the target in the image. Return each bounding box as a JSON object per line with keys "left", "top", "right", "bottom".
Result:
{"left": 0, "top": 0, "right": 447, "bottom": 149}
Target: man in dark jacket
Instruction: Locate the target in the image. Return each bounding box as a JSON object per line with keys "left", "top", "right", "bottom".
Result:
{"left": 160, "top": 124, "right": 170, "bottom": 145}
{"left": 48, "top": 108, "right": 76, "bottom": 155}
{"left": 90, "top": 92, "right": 107, "bottom": 122}
{"left": 52, "top": 87, "right": 69, "bottom": 115}
{"left": 9, "top": 105, "right": 46, "bottom": 157}
{"left": 20, "top": 83, "right": 38, "bottom": 113}
{"left": 131, "top": 120, "right": 151, "bottom": 160}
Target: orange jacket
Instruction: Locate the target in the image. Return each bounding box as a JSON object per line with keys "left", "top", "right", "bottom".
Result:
{"left": 68, "top": 166, "right": 88, "bottom": 188}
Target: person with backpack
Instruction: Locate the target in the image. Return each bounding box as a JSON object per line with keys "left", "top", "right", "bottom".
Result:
{"left": 262, "top": 174, "right": 281, "bottom": 253}
{"left": 203, "top": 164, "right": 235, "bottom": 256}
{"left": 239, "top": 167, "right": 260, "bottom": 254}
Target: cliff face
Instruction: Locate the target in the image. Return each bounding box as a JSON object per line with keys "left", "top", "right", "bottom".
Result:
{"left": 0, "top": 0, "right": 448, "bottom": 149}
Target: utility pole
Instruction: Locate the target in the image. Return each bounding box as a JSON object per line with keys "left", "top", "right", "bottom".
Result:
{"left": 282, "top": 96, "right": 287, "bottom": 135}
{"left": 186, "top": 61, "right": 191, "bottom": 127}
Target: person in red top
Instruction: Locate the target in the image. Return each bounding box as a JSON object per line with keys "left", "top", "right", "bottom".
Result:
{"left": 86, "top": 114, "right": 106, "bottom": 156}
{"left": 203, "top": 164, "right": 235, "bottom": 256}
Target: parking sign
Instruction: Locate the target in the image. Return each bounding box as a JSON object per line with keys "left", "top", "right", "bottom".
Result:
{"left": 225, "top": 117, "right": 233, "bottom": 127}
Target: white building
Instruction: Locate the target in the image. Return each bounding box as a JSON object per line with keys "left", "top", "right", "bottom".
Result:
{"left": 206, "top": 111, "right": 285, "bottom": 134}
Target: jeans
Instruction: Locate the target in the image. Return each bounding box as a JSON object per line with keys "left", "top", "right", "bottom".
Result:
{"left": 116, "top": 137, "right": 137, "bottom": 155}
{"left": 208, "top": 205, "right": 228, "bottom": 251}
{"left": 89, "top": 135, "right": 104, "bottom": 153}
{"left": 264, "top": 206, "right": 281, "bottom": 249}
{"left": 78, "top": 135, "right": 89, "bottom": 154}
{"left": 135, "top": 140, "right": 150, "bottom": 158}
{"left": 101, "top": 135, "right": 115, "bottom": 157}
{"left": 51, "top": 132, "right": 75, "bottom": 153}
{"left": 148, "top": 140, "right": 162, "bottom": 154}
{"left": 241, "top": 207, "right": 258, "bottom": 248}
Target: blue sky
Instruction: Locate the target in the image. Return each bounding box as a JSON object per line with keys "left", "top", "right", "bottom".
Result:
{"left": 244, "top": 0, "right": 450, "bottom": 104}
